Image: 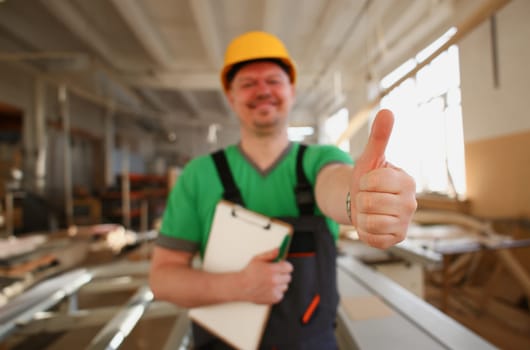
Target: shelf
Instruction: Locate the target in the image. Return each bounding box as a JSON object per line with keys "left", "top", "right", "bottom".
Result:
{"left": 100, "top": 173, "right": 169, "bottom": 229}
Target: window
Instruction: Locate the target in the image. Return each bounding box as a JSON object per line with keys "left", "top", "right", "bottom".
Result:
{"left": 288, "top": 126, "right": 314, "bottom": 142}
{"left": 322, "top": 107, "right": 350, "bottom": 152}
{"left": 378, "top": 28, "right": 466, "bottom": 198}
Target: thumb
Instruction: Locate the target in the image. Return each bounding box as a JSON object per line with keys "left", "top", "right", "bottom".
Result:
{"left": 349, "top": 109, "right": 394, "bottom": 225}
{"left": 254, "top": 247, "right": 280, "bottom": 262}
{"left": 355, "top": 109, "right": 394, "bottom": 172}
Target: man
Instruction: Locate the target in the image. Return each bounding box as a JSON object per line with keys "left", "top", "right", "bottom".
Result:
{"left": 150, "top": 31, "right": 417, "bottom": 349}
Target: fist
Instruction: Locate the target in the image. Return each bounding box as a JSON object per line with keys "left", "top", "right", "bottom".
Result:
{"left": 240, "top": 248, "right": 293, "bottom": 304}
{"left": 350, "top": 109, "right": 417, "bottom": 249}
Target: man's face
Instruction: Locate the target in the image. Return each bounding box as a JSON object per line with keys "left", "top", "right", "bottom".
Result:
{"left": 226, "top": 61, "right": 295, "bottom": 136}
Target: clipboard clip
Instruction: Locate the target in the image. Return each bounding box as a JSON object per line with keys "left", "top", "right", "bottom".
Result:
{"left": 231, "top": 205, "right": 272, "bottom": 230}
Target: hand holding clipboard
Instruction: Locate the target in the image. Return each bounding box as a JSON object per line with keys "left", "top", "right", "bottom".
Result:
{"left": 189, "top": 200, "right": 293, "bottom": 350}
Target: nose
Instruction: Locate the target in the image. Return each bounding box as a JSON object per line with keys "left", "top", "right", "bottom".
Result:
{"left": 255, "top": 80, "right": 271, "bottom": 97}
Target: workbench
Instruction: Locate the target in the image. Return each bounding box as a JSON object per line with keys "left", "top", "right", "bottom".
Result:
{"left": 336, "top": 255, "right": 497, "bottom": 349}
{"left": 0, "top": 247, "right": 499, "bottom": 349}
{"left": 389, "top": 219, "right": 530, "bottom": 313}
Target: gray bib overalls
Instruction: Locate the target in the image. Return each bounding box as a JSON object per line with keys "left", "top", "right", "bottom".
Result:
{"left": 193, "top": 145, "right": 339, "bottom": 350}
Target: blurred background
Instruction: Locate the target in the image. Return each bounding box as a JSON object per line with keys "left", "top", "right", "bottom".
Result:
{"left": 0, "top": 0, "right": 528, "bottom": 349}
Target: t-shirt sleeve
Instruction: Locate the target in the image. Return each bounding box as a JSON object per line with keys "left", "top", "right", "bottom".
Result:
{"left": 157, "top": 159, "right": 203, "bottom": 252}
{"left": 305, "top": 144, "right": 353, "bottom": 184}
{"left": 303, "top": 144, "right": 353, "bottom": 241}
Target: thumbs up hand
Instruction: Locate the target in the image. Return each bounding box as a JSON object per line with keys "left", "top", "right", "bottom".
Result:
{"left": 349, "top": 109, "right": 417, "bottom": 249}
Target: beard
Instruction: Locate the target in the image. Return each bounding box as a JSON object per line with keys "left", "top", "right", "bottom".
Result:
{"left": 251, "top": 104, "right": 287, "bottom": 133}
{"left": 236, "top": 93, "right": 292, "bottom": 136}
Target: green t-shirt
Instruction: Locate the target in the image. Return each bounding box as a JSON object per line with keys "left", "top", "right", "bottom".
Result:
{"left": 158, "top": 142, "right": 353, "bottom": 255}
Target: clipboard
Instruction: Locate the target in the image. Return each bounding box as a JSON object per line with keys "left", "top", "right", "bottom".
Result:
{"left": 189, "top": 200, "right": 293, "bottom": 350}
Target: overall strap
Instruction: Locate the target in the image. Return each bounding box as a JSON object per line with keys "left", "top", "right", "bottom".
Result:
{"left": 211, "top": 149, "right": 245, "bottom": 206}
{"left": 212, "top": 145, "right": 315, "bottom": 213}
{"left": 295, "top": 144, "right": 316, "bottom": 215}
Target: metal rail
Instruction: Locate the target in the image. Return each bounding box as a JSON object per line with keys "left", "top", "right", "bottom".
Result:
{"left": 337, "top": 256, "right": 498, "bottom": 350}
{"left": 86, "top": 285, "right": 154, "bottom": 350}
{"left": 0, "top": 268, "right": 92, "bottom": 340}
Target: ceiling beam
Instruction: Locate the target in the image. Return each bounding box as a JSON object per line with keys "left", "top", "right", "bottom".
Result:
{"left": 299, "top": 0, "right": 348, "bottom": 69}
{"left": 125, "top": 71, "right": 218, "bottom": 90}
{"left": 179, "top": 91, "right": 202, "bottom": 118}
{"left": 137, "top": 88, "right": 172, "bottom": 113}
{"left": 188, "top": 0, "right": 224, "bottom": 68}
{"left": 163, "top": 111, "right": 237, "bottom": 128}
{"left": 0, "top": 3, "right": 56, "bottom": 52}
{"left": 296, "top": 1, "right": 372, "bottom": 109}
{"left": 41, "top": 0, "right": 142, "bottom": 71}
{"left": 124, "top": 71, "right": 319, "bottom": 91}
{"left": 336, "top": 0, "right": 512, "bottom": 145}
{"left": 262, "top": 0, "right": 284, "bottom": 33}
{"left": 368, "top": 1, "right": 453, "bottom": 78}
{"left": 110, "top": 0, "right": 176, "bottom": 70}
{"left": 188, "top": 0, "right": 234, "bottom": 115}
{"left": 8, "top": 60, "right": 160, "bottom": 122}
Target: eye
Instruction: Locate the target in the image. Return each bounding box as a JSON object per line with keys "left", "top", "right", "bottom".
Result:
{"left": 239, "top": 81, "right": 256, "bottom": 89}
{"left": 267, "top": 75, "right": 288, "bottom": 85}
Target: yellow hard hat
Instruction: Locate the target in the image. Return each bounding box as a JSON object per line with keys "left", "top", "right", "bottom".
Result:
{"left": 220, "top": 31, "right": 297, "bottom": 91}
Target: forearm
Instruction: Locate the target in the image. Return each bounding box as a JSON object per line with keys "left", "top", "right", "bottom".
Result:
{"left": 150, "top": 246, "right": 292, "bottom": 308}
{"left": 149, "top": 251, "right": 244, "bottom": 308}
{"left": 315, "top": 163, "right": 355, "bottom": 225}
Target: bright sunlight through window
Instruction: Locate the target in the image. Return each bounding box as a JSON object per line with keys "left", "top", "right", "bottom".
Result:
{"left": 324, "top": 108, "right": 350, "bottom": 152}
{"left": 379, "top": 27, "right": 466, "bottom": 198}
{"left": 288, "top": 126, "right": 314, "bottom": 142}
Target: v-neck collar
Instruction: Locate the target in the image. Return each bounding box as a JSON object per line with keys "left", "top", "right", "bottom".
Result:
{"left": 237, "top": 142, "right": 293, "bottom": 177}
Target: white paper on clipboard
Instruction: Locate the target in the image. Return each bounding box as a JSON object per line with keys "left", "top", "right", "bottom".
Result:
{"left": 188, "top": 200, "right": 293, "bottom": 350}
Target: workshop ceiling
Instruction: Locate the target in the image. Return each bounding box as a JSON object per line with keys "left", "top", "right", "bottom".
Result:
{"left": 0, "top": 0, "right": 474, "bottom": 136}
